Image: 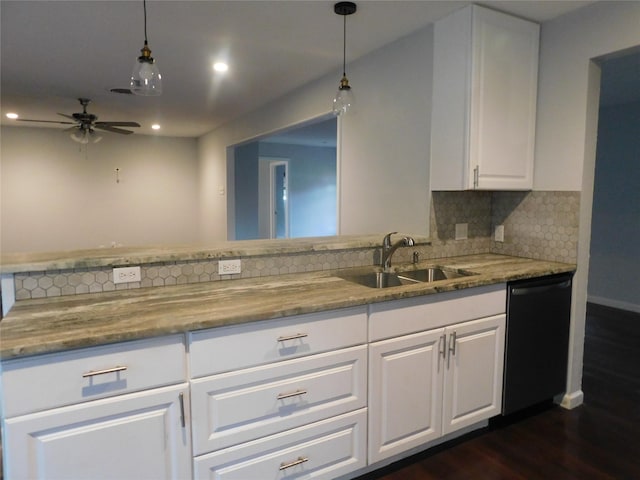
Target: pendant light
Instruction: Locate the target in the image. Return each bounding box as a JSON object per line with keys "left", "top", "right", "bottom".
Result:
{"left": 332, "top": 2, "right": 357, "bottom": 116}
{"left": 130, "top": 0, "right": 162, "bottom": 96}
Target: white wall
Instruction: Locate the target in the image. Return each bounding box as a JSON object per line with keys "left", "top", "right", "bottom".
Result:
{"left": 534, "top": 1, "right": 640, "bottom": 407}
{"left": 1, "top": 126, "right": 199, "bottom": 252}
{"left": 197, "top": 25, "right": 433, "bottom": 241}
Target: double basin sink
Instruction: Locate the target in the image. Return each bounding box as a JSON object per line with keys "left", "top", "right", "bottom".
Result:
{"left": 337, "top": 267, "right": 475, "bottom": 289}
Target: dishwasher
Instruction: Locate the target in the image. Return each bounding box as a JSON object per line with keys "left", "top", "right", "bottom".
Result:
{"left": 502, "top": 272, "right": 574, "bottom": 415}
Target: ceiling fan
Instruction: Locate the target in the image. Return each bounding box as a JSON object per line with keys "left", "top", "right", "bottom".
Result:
{"left": 17, "top": 98, "right": 141, "bottom": 139}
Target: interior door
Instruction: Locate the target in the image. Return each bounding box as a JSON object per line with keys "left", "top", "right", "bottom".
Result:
{"left": 270, "top": 161, "right": 289, "bottom": 239}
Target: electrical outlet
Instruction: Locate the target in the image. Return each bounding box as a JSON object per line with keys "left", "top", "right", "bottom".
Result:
{"left": 219, "top": 259, "right": 241, "bottom": 275}
{"left": 113, "top": 266, "right": 141, "bottom": 284}
{"left": 495, "top": 225, "right": 505, "bottom": 242}
{"left": 455, "top": 223, "right": 468, "bottom": 240}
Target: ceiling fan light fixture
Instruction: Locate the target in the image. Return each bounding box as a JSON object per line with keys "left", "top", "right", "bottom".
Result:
{"left": 130, "top": 0, "right": 162, "bottom": 96}
{"left": 332, "top": 1, "right": 357, "bottom": 116}
{"left": 70, "top": 128, "right": 102, "bottom": 145}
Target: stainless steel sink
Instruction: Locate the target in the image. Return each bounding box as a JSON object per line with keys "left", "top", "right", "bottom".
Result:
{"left": 337, "top": 267, "right": 473, "bottom": 289}
{"left": 397, "top": 267, "right": 466, "bottom": 283}
{"left": 338, "top": 271, "right": 420, "bottom": 289}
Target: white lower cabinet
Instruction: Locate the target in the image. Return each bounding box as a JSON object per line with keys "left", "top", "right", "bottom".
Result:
{"left": 368, "top": 329, "right": 444, "bottom": 462}
{"left": 189, "top": 307, "right": 369, "bottom": 480}
{"left": 193, "top": 409, "right": 367, "bottom": 479}
{"left": 191, "top": 345, "right": 367, "bottom": 454}
{"left": 2, "top": 287, "right": 509, "bottom": 479}
{"left": 368, "top": 286, "right": 506, "bottom": 464}
{"left": 1, "top": 335, "right": 192, "bottom": 480}
{"left": 4, "top": 383, "right": 192, "bottom": 480}
{"left": 442, "top": 315, "right": 505, "bottom": 435}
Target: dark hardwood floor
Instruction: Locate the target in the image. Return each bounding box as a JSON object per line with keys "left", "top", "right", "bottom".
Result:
{"left": 357, "top": 302, "right": 640, "bottom": 480}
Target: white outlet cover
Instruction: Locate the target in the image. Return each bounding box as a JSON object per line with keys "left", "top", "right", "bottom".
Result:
{"left": 455, "top": 223, "right": 468, "bottom": 240}
{"left": 218, "top": 259, "right": 241, "bottom": 275}
{"left": 113, "top": 266, "right": 141, "bottom": 284}
{"left": 495, "top": 225, "right": 505, "bottom": 242}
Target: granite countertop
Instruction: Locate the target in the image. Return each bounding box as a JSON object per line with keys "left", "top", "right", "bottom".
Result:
{"left": 0, "top": 234, "right": 428, "bottom": 274}
{"left": 0, "top": 254, "right": 575, "bottom": 360}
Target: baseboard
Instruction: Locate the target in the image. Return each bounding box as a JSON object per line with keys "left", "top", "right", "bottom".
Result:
{"left": 559, "top": 390, "right": 584, "bottom": 410}
{"left": 587, "top": 295, "right": 640, "bottom": 314}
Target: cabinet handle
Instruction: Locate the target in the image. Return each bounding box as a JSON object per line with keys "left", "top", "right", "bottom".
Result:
{"left": 473, "top": 166, "right": 479, "bottom": 189}
{"left": 447, "top": 331, "right": 457, "bottom": 368}
{"left": 279, "top": 456, "right": 309, "bottom": 471}
{"left": 277, "top": 388, "right": 308, "bottom": 400}
{"left": 179, "top": 392, "right": 186, "bottom": 428}
{"left": 439, "top": 334, "right": 446, "bottom": 360}
{"left": 82, "top": 365, "right": 127, "bottom": 378}
{"left": 277, "top": 332, "right": 308, "bottom": 342}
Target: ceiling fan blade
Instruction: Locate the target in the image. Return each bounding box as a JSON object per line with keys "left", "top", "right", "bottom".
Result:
{"left": 94, "top": 125, "right": 134, "bottom": 135}
{"left": 16, "top": 118, "right": 75, "bottom": 124}
{"left": 57, "top": 113, "right": 76, "bottom": 121}
{"left": 95, "top": 121, "right": 141, "bottom": 128}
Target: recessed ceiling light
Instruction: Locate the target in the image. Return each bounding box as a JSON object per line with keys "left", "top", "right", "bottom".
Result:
{"left": 6, "top": 113, "right": 18, "bottom": 119}
{"left": 151, "top": 124, "right": 161, "bottom": 130}
{"left": 213, "top": 62, "right": 228, "bottom": 73}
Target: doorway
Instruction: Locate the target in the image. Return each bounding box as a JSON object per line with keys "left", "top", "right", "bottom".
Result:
{"left": 587, "top": 51, "right": 640, "bottom": 313}
{"left": 270, "top": 160, "right": 289, "bottom": 239}
{"left": 229, "top": 116, "right": 338, "bottom": 241}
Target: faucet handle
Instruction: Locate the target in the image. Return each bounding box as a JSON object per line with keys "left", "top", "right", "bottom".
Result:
{"left": 383, "top": 232, "right": 398, "bottom": 248}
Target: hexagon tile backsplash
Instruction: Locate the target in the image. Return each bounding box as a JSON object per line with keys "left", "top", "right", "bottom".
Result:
{"left": 429, "top": 190, "right": 579, "bottom": 264}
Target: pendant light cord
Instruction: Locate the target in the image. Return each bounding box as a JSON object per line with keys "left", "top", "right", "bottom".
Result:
{"left": 143, "top": 0, "right": 149, "bottom": 44}
{"left": 342, "top": 13, "right": 347, "bottom": 76}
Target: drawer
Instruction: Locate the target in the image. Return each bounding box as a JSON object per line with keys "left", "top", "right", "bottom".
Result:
{"left": 191, "top": 345, "right": 367, "bottom": 455}
{"left": 189, "top": 306, "right": 367, "bottom": 377}
{"left": 369, "top": 284, "right": 506, "bottom": 341}
{"left": 2, "top": 335, "right": 186, "bottom": 417}
{"left": 193, "top": 409, "right": 367, "bottom": 480}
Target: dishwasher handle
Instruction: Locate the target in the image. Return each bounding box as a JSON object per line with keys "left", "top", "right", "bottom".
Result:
{"left": 511, "top": 279, "right": 571, "bottom": 296}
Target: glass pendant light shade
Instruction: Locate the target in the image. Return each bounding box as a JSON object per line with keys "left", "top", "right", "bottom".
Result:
{"left": 130, "top": 0, "right": 162, "bottom": 96}
{"left": 333, "top": 76, "right": 355, "bottom": 116}
{"left": 131, "top": 42, "right": 162, "bottom": 96}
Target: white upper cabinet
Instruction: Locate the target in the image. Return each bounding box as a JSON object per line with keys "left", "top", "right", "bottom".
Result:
{"left": 430, "top": 5, "right": 540, "bottom": 190}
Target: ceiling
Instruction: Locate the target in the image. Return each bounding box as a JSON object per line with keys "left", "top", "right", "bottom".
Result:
{"left": 1, "top": 1, "right": 595, "bottom": 139}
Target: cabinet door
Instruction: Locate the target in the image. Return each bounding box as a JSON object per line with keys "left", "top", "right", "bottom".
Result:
{"left": 4, "top": 383, "right": 192, "bottom": 480}
{"left": 430, "top": 5, "right": 538, "bottom": 191}
{"left": 368, "top": 329, "right": 444, "bottom": 463}
{"left": 470, "top": 7, "right": 539, "bottom": 190}
{"left": 442, "top": 314, "right": 505, "bottom": 435}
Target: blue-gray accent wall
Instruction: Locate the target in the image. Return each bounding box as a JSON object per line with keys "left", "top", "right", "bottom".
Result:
{"left": 588, "top": 100, "right": 640, "bottom": 312}
{"left": 234, "top": 141, "right": 337, "bottom": 240}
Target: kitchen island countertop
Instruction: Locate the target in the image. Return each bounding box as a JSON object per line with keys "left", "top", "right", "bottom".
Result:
{"left": 0, "top": 254, "right": 575, "bottom": 360}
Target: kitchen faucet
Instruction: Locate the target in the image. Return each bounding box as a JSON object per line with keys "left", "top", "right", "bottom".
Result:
{"left": 381, "top": 232, "right": 415, "bottom": 271}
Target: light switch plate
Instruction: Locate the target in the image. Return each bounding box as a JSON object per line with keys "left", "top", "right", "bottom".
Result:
{"left": 455, "top": 223, "right": 468, "bottom": 240}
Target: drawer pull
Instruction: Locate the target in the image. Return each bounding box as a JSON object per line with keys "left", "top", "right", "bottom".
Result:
{"left": 279, "top": 456, "right": 309, "bottom": 471}
{"left": 277, "top": 332, "right": 308, "bottom": 342}
{"left": 277, "top": 388, "right": 308, "bottom": 400}
{"left": 82, "top": 365, "right": 128, "bottom": 378}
